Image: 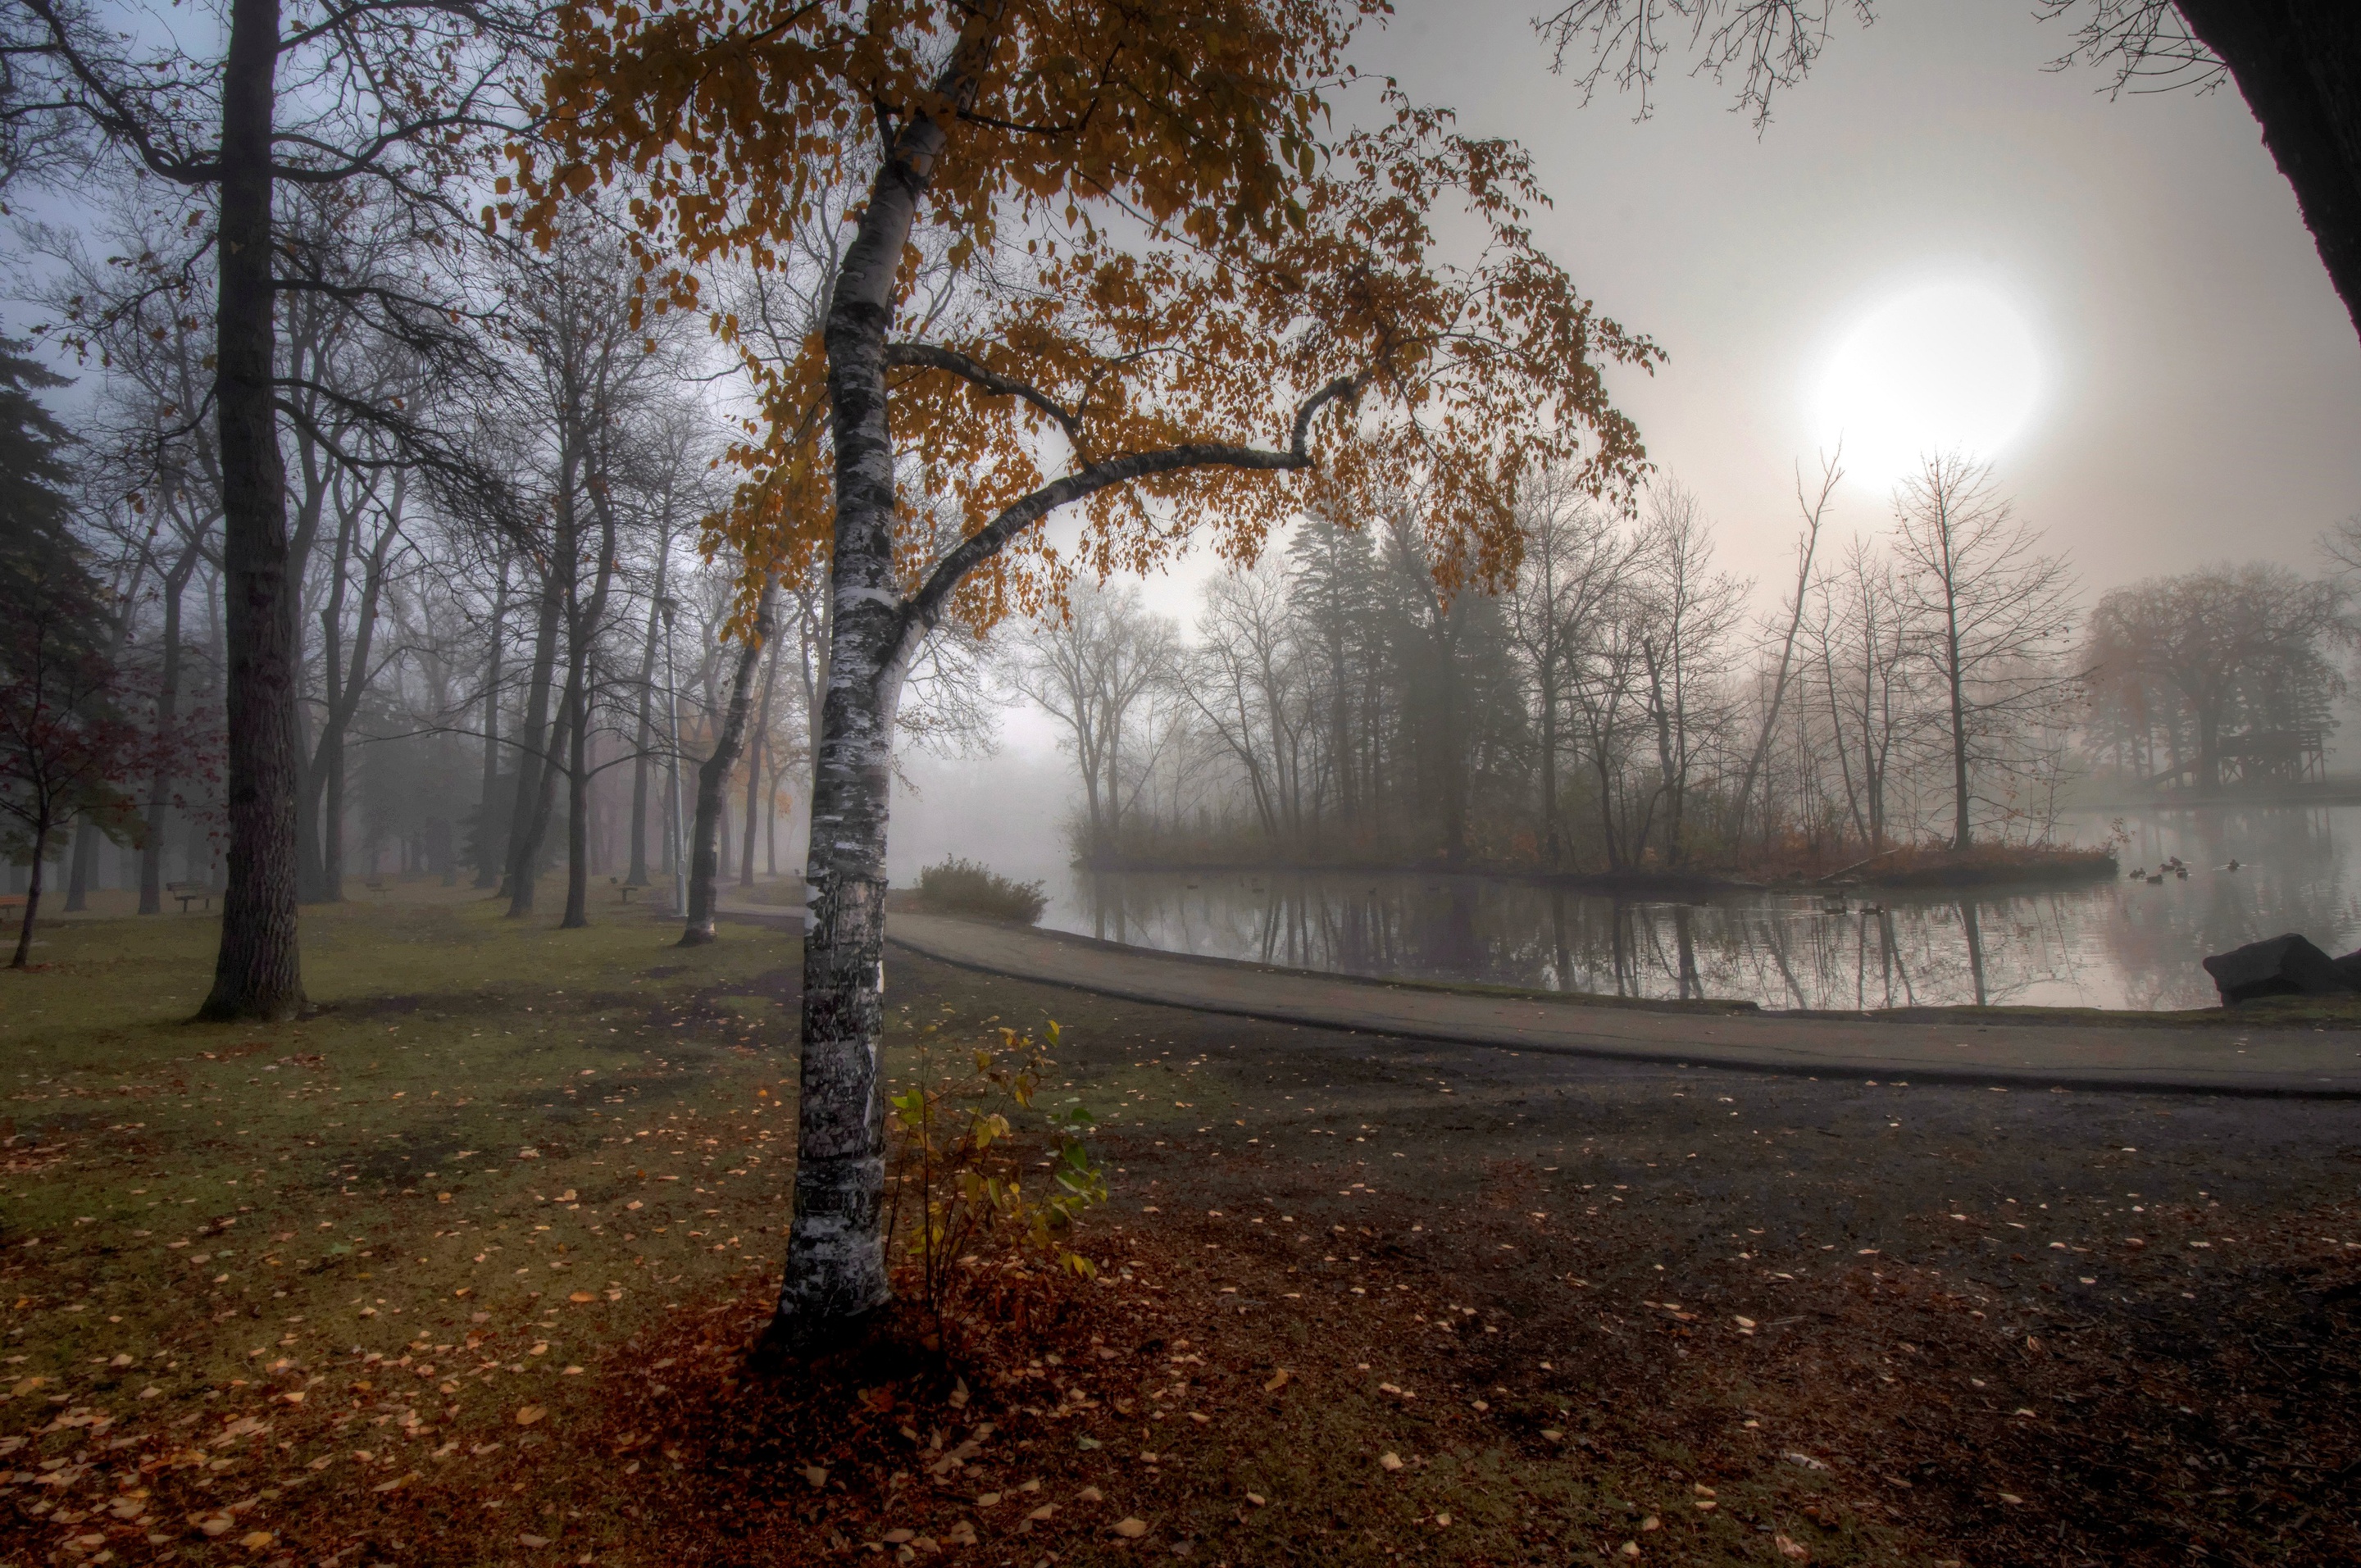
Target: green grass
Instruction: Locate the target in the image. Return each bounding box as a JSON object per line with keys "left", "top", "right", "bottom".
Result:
{"left": 0, "top": 884, "right": 825, "bottom": 1558}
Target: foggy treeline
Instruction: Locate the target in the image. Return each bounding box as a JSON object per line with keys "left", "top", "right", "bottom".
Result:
{"left": 1, "top": 196, "right": 858, "bottom": 916}
{"left": 11, "top": 184, "right": 2361, "bottom": 912}
{"left": 1019, "top": 458, "right": 2361, "bottom": 878}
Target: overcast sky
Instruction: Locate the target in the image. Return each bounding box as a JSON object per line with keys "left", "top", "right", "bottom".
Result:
{"left": 1357, "top": 0, "right": 2361, "bottom": 598}
{"left": 895, "top": 1, "right": 2361, "bottom": 874}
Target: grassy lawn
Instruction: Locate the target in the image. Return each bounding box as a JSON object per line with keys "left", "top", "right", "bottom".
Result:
{"left": 2, "top": 885, "right": 824, "bottom": 1564}
{"left": 2, "top": 887, "right": 2356, "bottom": 1567}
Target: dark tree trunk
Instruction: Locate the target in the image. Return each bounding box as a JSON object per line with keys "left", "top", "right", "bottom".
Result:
{"left": 740, "top": 629, "right": 782, "bottom": 888}
{"left": 2179, "top": 1, "right": 2361, "bottom": 344}
{"left": 682, "top": 579, "right": 778, "bottom": 943}
{"left": 62, "top": 820, "right": 97, "bottom": 912}
{"left": 140, "top": 548, "right": 198, "bottom": 915}
{"left": 503, "top": 566, "right": 562, "bottom": 914}
{"left": 10, "top": 821, "right": 48, "bottom": 969}
{"left": 198, "top": 0, "right": 304, "bottom": 1022}
{"left": 625, "top": 555, "right": 666, "bottom": 887}
{"left": 559, "top": 479, "right": 620, "bottom": 929}
{"left": 475, "top": 556, "right": 510, "bottom": 889}
{"left": 512, "top": 707, "right": 568, "bottom": 917}
{"left": 561, "top": 663, "right": 593, "bottom": 927}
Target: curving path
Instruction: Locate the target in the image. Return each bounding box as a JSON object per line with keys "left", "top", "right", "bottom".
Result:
{"left": 883, "top": 911, "right": 2361, "bottom": 1098}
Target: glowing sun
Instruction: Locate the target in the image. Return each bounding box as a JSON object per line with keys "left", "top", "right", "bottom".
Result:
{"left": 1813, "top": 281, "right": 2043, "bottom": 486}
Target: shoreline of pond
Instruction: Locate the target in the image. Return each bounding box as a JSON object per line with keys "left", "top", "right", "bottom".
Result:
{"left": 1066, "top": 844, "right": 2121, "bottom": 898}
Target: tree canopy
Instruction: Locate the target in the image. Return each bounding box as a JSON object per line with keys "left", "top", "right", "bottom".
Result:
{"left": 524, "top": 0, "right": 1659, "bottom": 620}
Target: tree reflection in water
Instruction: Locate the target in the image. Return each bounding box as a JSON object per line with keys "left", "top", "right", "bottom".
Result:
{"left": 1052, "top": 807, "right": 2361, "bottom": 1010}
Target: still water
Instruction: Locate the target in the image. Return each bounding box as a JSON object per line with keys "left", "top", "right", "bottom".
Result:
{"left": 1027, "top": 807, "right": 2361, "bottom": 1011}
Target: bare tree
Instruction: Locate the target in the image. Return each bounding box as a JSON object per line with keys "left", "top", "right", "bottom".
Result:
{"left": 1730, "top": 450, "right": 1840, "bottom": 843}
{"left": 1806, "top": 534, "right": 1914, "bottom": 852}
{"left": 1010, "top": 579, "right": 1176, "bottom": 866}
{"left": 17, "top": 0, "right": 540, "bottom": 1018}
{"left": 1507, "top": 470, "right": 1628, "bottom": 868}
{"left": 1888, "top": 453, "right": 2077, "bottom": 848}
{"left": 1630, "top": 483, "right": 1746, "bottom": 867}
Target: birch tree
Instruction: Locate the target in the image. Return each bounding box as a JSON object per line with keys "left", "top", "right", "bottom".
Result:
{"left": 531, "top": 0, "right": 1655, "bottom": 1347}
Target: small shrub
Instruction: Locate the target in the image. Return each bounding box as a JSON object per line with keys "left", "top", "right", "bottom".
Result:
{"left": 915, "top": 857, "right": 1048, "bottom": 923}
{"left": 885, "top": 1022, "right": 1106, "bottom": 1334}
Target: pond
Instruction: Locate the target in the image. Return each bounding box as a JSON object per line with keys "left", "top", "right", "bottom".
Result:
{"left": 1023, "top": 806, "right": 2361, "bottom": 1011}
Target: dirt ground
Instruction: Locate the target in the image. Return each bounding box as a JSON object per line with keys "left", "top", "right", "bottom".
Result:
{"left": 2, "top": 893, "right": 2357, "bottom": 1566}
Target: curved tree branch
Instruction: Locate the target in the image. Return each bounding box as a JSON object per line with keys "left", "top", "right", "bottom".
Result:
{"left": 898, "top": 371, "right": 1364, "bottom": 643}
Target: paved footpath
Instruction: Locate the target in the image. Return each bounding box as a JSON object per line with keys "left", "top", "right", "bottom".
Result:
{"left": 884, "top": 911, "right": 2361, "bottom": 1097}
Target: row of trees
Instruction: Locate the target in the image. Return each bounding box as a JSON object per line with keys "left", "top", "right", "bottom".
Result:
{"left": 0, "top": 191, "right": 859, "bottom": 965}
{"left": 1021, "top": 452, "right": 2089, "bottom": 875}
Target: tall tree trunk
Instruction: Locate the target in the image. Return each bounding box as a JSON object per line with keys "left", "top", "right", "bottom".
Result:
{"left": 512, "top": 706, "right": 569, "bottom": 916}
{"left": 1733, "top": 463, "right": 1834, "bottom": 843}
{"left": 322, "top": 735, "right": 346, "bottom": 897}
{"left": 475, "top": 555, "right": 510, "bottom": 889}
{"left": 558, "top": 494, "right": 619, "bottom": 928}
{"left": 561, "top": 663, "right": 594, "bottom": 928}
{"left": 740, "top": 629, "right": 782, "bottom": 888}
{"left": 769, "top": 38, "right": 982, "bottom": 1345}
{"left": 10, "top": 820, "right": 50, "bottom": 969}
{"left": 140, "top": 554, "right": 192, "bottom": 915}
{"left": 63, "top": 820, "right": 98, "bottom": 912}
{"left": 683, "top": 579, "right": 779, "bottom": 943}
{"left": 625, "top": 552, "right": 666, "bottom": 887}
{"left": 1942, "top": 585, "right": 1972, "bottom": 850}
{"left": 198, "top": 0, "right": 305, "bottom": 1022}
{"left": 503, "top": 566, "right": 563, "bottom": 914}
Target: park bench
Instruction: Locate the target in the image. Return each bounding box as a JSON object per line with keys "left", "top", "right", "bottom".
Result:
{"left": 166, "top": 881, "right": 212, "bottom": 912}
{"left": 0, "top": 893, "right": 25, "bottom": 913}
{"left": 609, "top": 877, "right": 639, "bottom": 904}
{"left": 363, "top": 876, "right": 389, "bottom": 895}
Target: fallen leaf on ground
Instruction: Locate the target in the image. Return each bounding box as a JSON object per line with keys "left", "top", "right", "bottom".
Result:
{"left": 799, "top": 1466, "right": 827, "bottom": 1489}
{"left": 239, "top": 1529, "right": 274, "bottom": 1548}
{"left": 1776, "top": 1534, "right": 1810, "bottom": 1561}
{"left": 515, "top": 1405, "right": 546, "bottom": 1425}
{"left": 1379, "top": 1452, "right": 1403, "bottom": 1472}
{"left": 1263, "top": 1369, "right": 1290, "bottom": 1392}
{"left": 1076, "top": 1486, "right": 1103, "bottom": 1502}
{"left": 1245, "top": 1492, "right": 1266, "bottom": 1507}
{"left": 1112, "top": 1517, "right": 1149, "bottom": 1538}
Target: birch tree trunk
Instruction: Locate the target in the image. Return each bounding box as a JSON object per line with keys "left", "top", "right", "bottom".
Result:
{"left": 198, "top": 0, "right": 305, "bottom": 1021}
{"left": 767, "top": 75, "right": 958, "bottom": 1346}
